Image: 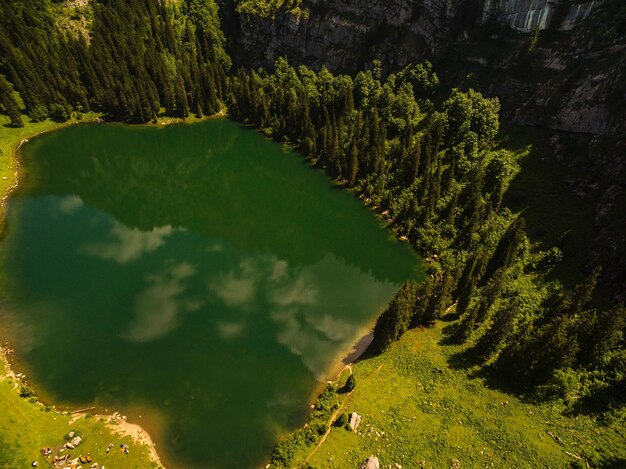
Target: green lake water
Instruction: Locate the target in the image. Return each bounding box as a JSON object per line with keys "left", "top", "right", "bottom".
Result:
{"left": 0, "top": 119, "right": 422, "bottom": 468}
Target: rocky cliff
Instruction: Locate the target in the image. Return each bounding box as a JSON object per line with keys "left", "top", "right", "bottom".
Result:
{"left": 486, "top": 0, "right": 598, "bottom": 32}
{"left": 222, "top": 0, "right": 453, "bottom": 73}
{"left": 223, "top": 1, "right": 607, "bottom": 72}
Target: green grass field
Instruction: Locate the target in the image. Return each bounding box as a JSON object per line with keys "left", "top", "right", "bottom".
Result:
{"left": 300, "top": 322, "right": 626, "bottom": 468}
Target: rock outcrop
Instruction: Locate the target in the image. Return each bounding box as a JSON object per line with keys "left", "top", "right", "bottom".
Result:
{"left": 222, "top": 1, "right": 605, "bottom": 72}
{"left": 360, "top": 455, "right": 380, "bottom": 469}
{"left": 222, "top": 0, "right": 454, "bottom": 74}
{"left": 349, "top": 411, "right": 362, "bottom": 431}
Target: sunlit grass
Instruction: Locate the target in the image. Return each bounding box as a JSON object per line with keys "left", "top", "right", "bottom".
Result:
{"left": 303, "top": 322, "right": 626, "bottom": 468}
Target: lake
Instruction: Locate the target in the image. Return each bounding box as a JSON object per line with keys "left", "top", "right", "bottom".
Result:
{"left": 0, "top": 119, "right": 422, "bottom": 468}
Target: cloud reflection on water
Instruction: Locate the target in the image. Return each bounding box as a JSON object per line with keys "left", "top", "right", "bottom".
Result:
{"left": 58, "top": 195, "right": 84, "bottom": 214}
{"left": 123, "top": 262, "right": 201, "bottom": 342}
{"left": 76, "top": 215, "right": 394, "bottom": 377}
{"left": 80, "top": 221, "right": 176, "bottom": 263}
{"left": 207, "top": 253, "right": 394, "bottom": 379}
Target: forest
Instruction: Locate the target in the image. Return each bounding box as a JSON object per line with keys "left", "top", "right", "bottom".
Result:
{"left": 1, "top": 0, "right": 624, "bottom": 419}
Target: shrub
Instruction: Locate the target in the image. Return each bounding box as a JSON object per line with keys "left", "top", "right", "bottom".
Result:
{"left": 29, "top": 105, "right": 48, "bottom": 122}
{"left": 538, "top": 368, "right": 580, "bottom": 404}
{"left": 344, "top": 374, "right": 356, "bottom": 392}
{"left": 334, "top": 412, "right": 348, "bottom": 427}
{"left": 19, "top": 385, "right": 34, "bottom": 398}
{"left": 49, "top": 103, "right": 71, "bottom": 122}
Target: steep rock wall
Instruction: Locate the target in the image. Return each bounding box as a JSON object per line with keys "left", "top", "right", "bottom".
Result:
{"left": 222, "top": 0, "right": 454, "bottom": 74}
{"left": 485, "top": 0, "right": 598, "bottom": 32}
{"left": 222, "top": 0, "right": 603, "bottom": 71}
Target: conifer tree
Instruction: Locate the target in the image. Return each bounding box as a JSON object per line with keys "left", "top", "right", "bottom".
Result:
{"left": 371, "top": 282, "right": 419, "bottom": 353}
{"left": 0, "top": 74, "right": 23, "bottom": 127}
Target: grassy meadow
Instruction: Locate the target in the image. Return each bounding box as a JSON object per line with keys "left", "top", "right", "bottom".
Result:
{"left": 293, "top": 321, "right": 626, "bottom": 468}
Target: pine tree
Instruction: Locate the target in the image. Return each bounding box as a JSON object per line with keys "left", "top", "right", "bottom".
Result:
{"left": 371, "top": 282, "right": 419, "bottom": 353}
{"left": 0, "top": 74, "right": 23, "bottom": 127}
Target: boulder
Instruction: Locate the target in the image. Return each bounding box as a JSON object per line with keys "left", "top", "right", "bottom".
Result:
{"left": 348, "top": 412, "right": 362, "bottom": 432}
{"left": 64, "top": 443, "right": 75, "bottom": 450}
{"left": 360, "top": 455, "right": 380, "bottom": 469}
{"left": 70, "top": 436, "right": 82, "bottom": 447}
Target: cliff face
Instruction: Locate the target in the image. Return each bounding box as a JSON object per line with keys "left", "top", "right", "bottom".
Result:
{"left": 486, "top": 0, "right": 597, "bottom": 32}
{"left": 224, "top": 1, "right": 606, "bottom": 71}
{"left": 222, "top": 0, "right": 453, "bottom": 74}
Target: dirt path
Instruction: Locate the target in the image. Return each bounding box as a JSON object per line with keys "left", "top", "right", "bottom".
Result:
{"left": 305, "top": 365, "right": 353, "bottom": 463}
{"left": 305, "top": 362, "right": 385, "bottom": 463}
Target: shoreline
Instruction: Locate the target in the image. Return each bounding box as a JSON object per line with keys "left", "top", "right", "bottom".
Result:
{"left": 306, "top": 318, "right": 377, "bottom": 409}
{"left": 325, "top": 324, "right": 374, "bottom": 382}
{"left": 0, "top": 114, "right": 103, "bottom": 228}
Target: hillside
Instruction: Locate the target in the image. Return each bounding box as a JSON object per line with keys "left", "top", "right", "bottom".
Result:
{"left": 302, "top": 322, "right": 626, "bottom": 468}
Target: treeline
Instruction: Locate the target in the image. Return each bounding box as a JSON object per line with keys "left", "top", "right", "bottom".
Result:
{"left": 228, "top": 58, "right": 625, "bottom": 412}
{"left": 0, "top": 0, "right": 229, "bottom": 124}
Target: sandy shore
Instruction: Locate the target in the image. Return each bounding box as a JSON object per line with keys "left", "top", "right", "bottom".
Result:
{"left": 101, "top": 413, "right": 162, "bottom": 466}
{"left": 327, "top": 327, "right": 374, "bottom": 381}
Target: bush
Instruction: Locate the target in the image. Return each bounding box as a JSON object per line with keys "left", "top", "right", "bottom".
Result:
{"left": 344, "top": 374, "right": 356, "bottom": 392}
{"left": 334, "top": 412, "right": 348, "bottom": 427}
{"left": 49, "top": 103, "right": 71, "bottom": 122}
{"left": 29, "top": 104, "right": 48, "bottom": 122}
{"left": 537, "top": 368, "right": 580, "bottom": 404}
{"left": 19, "top": 385, "right": 34, "bottom": 398}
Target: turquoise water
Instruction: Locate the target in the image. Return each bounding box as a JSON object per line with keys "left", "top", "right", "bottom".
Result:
{"left": 0, "top": 119, "right": 422, "bottom": 468}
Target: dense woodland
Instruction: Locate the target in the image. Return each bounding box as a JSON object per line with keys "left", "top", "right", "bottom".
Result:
{"left": 0, "top": 0, "right": 624, "bottom": 418}
{"left": 0, "top": 0, "right": 228, "bottom": 124}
